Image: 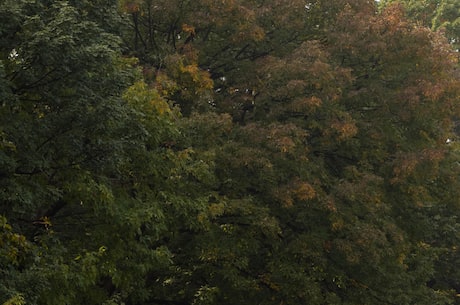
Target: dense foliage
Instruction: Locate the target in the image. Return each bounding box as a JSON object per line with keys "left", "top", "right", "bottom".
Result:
{"left": 1, "top": 0, "right": 459, "bottom": 304}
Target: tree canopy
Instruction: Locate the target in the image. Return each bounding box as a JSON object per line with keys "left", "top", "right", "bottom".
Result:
{"left": 1, "top": 1, "right": 459, "bottom": 305}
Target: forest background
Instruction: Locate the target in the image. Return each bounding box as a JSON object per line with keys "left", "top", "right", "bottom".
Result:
{"left": 1, "top": 0, "right": 460, "bottom": 304}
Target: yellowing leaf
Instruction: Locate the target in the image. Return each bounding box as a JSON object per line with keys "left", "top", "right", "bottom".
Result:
{"left": 294, "top": 182, "right": 316, "bottom": 201}
{"left": 182, "top": 23, "right": 196, "bottom": 35}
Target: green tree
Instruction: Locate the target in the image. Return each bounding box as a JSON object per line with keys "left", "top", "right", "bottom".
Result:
{"left": 0, "top": 1, "right": 213, "bottom": 304}
{"left": 380, "top": 0, "right": 460, "bottom": 50}
{"left": 0, "top": 0, "right": 136, "bottom": 302}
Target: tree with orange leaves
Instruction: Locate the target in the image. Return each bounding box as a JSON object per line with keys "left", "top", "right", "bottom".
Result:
{"left": 2, "top": 1, "right": 460, "bottom": 304}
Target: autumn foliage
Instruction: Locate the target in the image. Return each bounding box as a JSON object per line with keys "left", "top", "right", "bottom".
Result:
{"left": 1, "top": 0, "right": 460, "bottom": 305}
